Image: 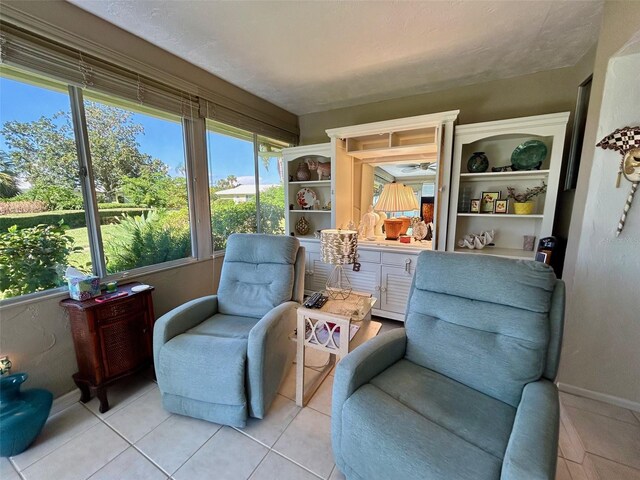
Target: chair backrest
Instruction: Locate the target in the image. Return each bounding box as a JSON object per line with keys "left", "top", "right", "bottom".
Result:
{"left": 405, "top": 251, "right": 564, "bottom": 407}
{"left": 217, "top": 234, "right": 303, "bottom": 318}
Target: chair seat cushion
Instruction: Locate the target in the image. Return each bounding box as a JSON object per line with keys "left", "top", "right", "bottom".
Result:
{"left": 340, "top": 383, "right": 503, "bottom": 480}
{"left": 158, "top": 333, "right": 247, "bottom": 407}
{"left": 370, "top": 359, "right": 516, "bottom": 459}
{"left": 188, "top": 314, "right": 259, "bottom": 339}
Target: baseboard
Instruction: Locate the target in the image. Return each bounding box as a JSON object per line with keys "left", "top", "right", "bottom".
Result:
{"left": 50, "top": 388, "right": 80, "bottom": 416}
{"left": 557, "top": 382, "right": 640, "bottom": 413}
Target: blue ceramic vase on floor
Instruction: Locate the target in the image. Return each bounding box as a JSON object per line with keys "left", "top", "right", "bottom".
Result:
{"left": 0, "top": 373, "right": 52, "bottom": 457}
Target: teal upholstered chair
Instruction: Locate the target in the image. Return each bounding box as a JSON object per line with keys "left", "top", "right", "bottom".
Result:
{"left": 153, "top": 234, "right": 305, "bottom": 428}
{"left": 332, "top": 251, "right": 565, "bottom": 480}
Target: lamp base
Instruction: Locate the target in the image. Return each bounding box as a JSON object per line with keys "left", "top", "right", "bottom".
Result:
{"left": 383, "top": 218, "right": 403, "bottom": 240}
{"left": 326, "top": 265, "right": 352, "bottom": 300}
{"left": 399, "top": 216, "right": 411, "bottom": 235}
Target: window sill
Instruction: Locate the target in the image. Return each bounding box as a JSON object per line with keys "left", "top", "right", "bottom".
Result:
{"left": 0, "top": 257, "right": 213, "bottom": 310}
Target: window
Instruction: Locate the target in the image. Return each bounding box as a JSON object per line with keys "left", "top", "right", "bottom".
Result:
{"left": 257, "top": 135, "right": 287, "bottom": 236}
{"left": 82, "top": 91, "right": 192, "bottom": 274}
{"left": 0, "top": 64, "right": 194, "bottom": 301}
{"left": 206, "top": 121, "right": 290, "bottom": 251}
{"left": 0, "top": 66, "right": 91, "bottom": 299}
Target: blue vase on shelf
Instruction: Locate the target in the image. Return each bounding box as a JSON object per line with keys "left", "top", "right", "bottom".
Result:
{"left": 467, "top": 152, "right": 489, "bottom": 173}
{"left": 0, "top": 373, "right": 52, "bottom": 457}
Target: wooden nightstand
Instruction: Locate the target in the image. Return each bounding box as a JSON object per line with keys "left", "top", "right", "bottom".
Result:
{"left": 60, "top": 282, "right": 155, "bottom": 413}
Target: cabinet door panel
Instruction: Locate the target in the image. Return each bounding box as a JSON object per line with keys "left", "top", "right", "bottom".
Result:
{"left": 342, "top": 262, "right": 380, "bottom": 304}
{"left": 381, "top": 265, "right": 415, "bottom": 315}
{"left": 99, "top": 316, "right": 147, "bottom": 379}
{"left": 307, "top": 252, "right": 332, "bottom": 293}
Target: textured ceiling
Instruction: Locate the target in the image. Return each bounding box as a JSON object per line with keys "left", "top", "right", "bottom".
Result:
{"left": 68, "top": 0, "right": 603, "bottom": 115}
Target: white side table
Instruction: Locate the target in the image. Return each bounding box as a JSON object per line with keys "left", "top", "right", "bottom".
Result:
{"left": 295, "top": 292, "right": 381, "bottom": 407}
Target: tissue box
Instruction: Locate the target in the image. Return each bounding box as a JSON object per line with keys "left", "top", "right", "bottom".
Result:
{"left": 67, "top": 276, "right": 101, "bottom": 301}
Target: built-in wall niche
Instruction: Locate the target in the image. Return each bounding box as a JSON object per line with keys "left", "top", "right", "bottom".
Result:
{"left": 461, "top": 134, "right": 554, "bottom": 173}
{"left": 369, "top": 163, "right": 436, "bottom": 215}
{"left": 326, "top": 110, "right": 460, "bottom": 250}
{"left": 447, "top": 113, "right": 570, "bottom": 260}
{"left": 345, "top": 126, "right": 439, "bottom": 159}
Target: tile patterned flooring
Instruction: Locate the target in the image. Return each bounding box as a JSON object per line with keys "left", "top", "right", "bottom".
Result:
{"left": 3, "top": 319, "right": 639, "bottom": 480}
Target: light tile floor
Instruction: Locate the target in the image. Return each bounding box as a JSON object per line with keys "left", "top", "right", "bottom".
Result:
{"left": 4, "top": 319, "right": 640, "bottom": 480}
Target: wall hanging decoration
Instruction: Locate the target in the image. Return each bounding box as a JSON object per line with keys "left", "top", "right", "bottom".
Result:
{"left": 596, "top": 126, "right": 640, "bottom": 236}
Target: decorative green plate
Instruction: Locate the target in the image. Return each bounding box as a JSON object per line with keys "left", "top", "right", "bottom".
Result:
{"left": 511, "top": 140, "right": 547, "bottom": 170}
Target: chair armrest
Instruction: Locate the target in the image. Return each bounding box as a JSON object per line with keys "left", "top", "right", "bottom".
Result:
{"left": 246, "top": 301, "right": 298, "bottom": 418}
{"left": 332, "top": 328, "right": 407, "bottom": 465}
{"left": 153, "top": 295, "right": 218, "bottom": 366}
{"left": 501, "top": 380, "right": 559, "bottom": 480}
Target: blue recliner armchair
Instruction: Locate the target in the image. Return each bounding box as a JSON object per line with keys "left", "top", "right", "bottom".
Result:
{"left": 153, "top": 234, "right": 305, "bottom": 428}
{"left": 332, "top": 251, "right": 565, "bottom": 480}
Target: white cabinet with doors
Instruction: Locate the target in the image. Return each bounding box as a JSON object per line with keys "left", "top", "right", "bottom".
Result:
{"left": 300, "top": 238, "right": 421, "bottom": 321}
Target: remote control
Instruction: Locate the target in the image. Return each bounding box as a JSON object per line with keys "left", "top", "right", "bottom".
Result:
{"left": 303, "top": 292, "right": 322, "bottom": 308}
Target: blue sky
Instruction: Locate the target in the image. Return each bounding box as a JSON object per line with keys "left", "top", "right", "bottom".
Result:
{"left": 0, "top": 76, "right": 281, "bottom": 185}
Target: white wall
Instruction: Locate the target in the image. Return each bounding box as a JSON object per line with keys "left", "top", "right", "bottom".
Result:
{"left": 560, "top": 2, "right": 640, "bottom": 408}
{"left": 0, "top": 258, "right": 222, "bottom": 397}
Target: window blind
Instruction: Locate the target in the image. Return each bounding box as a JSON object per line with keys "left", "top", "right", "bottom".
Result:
{"left": 0, "top": 22, "right": 200, "bottom": 118}
{"left": 200, "top": 98, "right": 298, "bottom": 145}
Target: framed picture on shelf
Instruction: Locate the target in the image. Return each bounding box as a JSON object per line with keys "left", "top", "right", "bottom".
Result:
{"left": 494, "top": 199, "right": 509, "bottom": 214}
{"left": 470, "top": 199, "right": 481, "bottom": 213}
{"left": 480, "top": 191, "right": 500, "bottom": 213}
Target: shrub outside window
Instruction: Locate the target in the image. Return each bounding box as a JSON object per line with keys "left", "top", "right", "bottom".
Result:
{"left": 0, "top": 64, "right": 193, "bottom": 300}
{"left": 0, "top": 67, "right": 91, "bottom": 299}
{"left": 206, "top": 121, "right": 289, "bottom": 251}
{"left": 82, "top": 91, "right": 192, "bottom": 274}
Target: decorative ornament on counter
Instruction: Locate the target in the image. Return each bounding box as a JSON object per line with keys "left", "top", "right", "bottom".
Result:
{"left": 296, "top": 162, "right": 311, "bottom": 181}
{"left": 295, "top": 216, "right": 310, "bottom": 236}
{"left": 411, "top": 219, "right": 428, "bottom": 242}
{"left": 467, "top": 152, "right": 489, "bottom": 173}
{"left": 457, "top": 230, "right": 495, "bottom": 250}
{"left": 596, "top": 126, "right": 640, "bottom": 236}
{"left": 306, "top": 159, "right": 331, "bottom": 180}
{"left": 374, "top": 211, "right": 386, "bottom": 238}
{"left": 360, "top": 206, "right": 378, "bottom": 240}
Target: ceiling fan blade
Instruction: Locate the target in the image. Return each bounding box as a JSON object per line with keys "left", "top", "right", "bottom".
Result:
{"left": 400, "top": 166, "right": 419, "bottom": 173}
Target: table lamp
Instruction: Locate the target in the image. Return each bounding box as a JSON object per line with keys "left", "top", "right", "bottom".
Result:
{"left": 374, "top": 182, "right": 418, "bottom": 239}
{"left": 320, "top": 229, "right": 358, "bottom": 300}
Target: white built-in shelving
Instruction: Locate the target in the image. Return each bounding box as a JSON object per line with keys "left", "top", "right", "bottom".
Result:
{"left": 447, "top": 112, "right": 570, "bottom": 259}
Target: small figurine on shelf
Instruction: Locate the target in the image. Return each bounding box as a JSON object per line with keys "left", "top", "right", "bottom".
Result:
{"left": 360, "top": 206, "right": 378, "bottom": 240}
{"left": 296, "top": 162, "right": 311, "bottom": 181}
{"left": 411, "top": 218, "right": 428, "bottom": 242}
{"left": 306, "top": 159, "right": 331, "bottom": 180}
{"left": 457, "top": 230, "right": 495, "bottom": 250}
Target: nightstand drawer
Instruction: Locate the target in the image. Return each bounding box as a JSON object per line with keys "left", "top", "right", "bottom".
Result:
{"left": 356, "top": 250, "right": 381, "bottom": 263}
{"left": 96, "top": 296, "right": 142, "bottom": 323}
{"left": 381, "top": 252, "right": 418, "bottom": 268}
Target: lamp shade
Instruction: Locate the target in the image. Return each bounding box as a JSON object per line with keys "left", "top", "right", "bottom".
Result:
{"left": 403, "top": 186, "right": 420, "bottom": 211}
{"left": 374, "top": 182, "right": 416, "bottom": 212}
{"left": 320, "top": 229, "right": 358, "bottom": 265}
